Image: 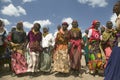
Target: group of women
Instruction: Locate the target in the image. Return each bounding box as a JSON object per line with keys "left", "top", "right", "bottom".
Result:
{"left": 0, "top": 1, "right": 120, "bottom": 80}
{"left": 0, "top": 19, "right": 83, "bottom": 78}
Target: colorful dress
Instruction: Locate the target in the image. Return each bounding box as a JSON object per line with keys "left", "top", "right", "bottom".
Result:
{"left": 102, "top": 29, "right": 115, "bottom": 67}
{"left": 11, "top": 30, "right": 27, "bottom": 74}
{"left": 40, "top": 33, "right": 54, "bottom": 72}
{"left": 53, "top": 30, "right": 70, "bottom": 73}
{"left": 88, "top": 28, "right": 103, "bottom": 72}
{"left": 69, "top": 28, "right": 82, "bottom": 71}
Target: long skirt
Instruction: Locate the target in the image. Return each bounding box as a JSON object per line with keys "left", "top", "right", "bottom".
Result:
{"left": 69, "top": 39, "right": 82, "bottom": 71}
{"left": 104, "top": 46, "right": 120, "bottom": 80}
{"left": 11, "top": 52, "right": 27, "bottom": 74}
{"left": 53, "top": 45, "right": 70, "bottom": 73}
{"left": 88, "top": 41, "right": 103, "bottom": 71}
{"left": 40, "top": 47, "right": 52, "bottom": 72}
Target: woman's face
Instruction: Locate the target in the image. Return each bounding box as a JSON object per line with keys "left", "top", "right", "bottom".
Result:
{"left": 72, "top": 22, "right": 78, "bottom": 28}
{"left": 95, "top": 22, "right": 100, "bottom": 29}
{"left": 34, "top": 26, "right": 39, "bottom": 32}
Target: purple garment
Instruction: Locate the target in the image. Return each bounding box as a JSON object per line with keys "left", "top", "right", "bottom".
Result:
{"left": 28, "top": 31, "right": 42, "bottom": 42}
{"left": 28, "top": 31, "right": 42, "bottom": 52}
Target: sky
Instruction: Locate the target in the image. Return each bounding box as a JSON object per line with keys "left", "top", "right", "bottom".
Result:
{"left": 0, "top": 0, "right": 118, "bottom": 34}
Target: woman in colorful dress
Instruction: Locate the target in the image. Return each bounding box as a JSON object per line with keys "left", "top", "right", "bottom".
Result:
{"left": 53, "top": 25, "right": 61, "bottom": 62}
{"left": 40, "top": 27, "right": 54, "bottom": 72}
{"left": 69, "top": 20, "right": 82, "bottom": 77}
{"left": 88, "top": 20, "right": 103, "bottom": 76}
{"left": 53, "top": 22, "right": 70, "bottom": 73}
{"left": 27, "top": 23, "right": 42, "bottom": 78}
{"left": 104, "top": 1, "right": 120, "bottom": 80}
{"left": 101, "top": 21, "right": 115, "bottom": 68}
{"left": 10, "top": 21, "right": 27, "bottom": 76}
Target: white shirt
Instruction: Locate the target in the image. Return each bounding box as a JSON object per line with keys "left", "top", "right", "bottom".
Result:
{"left": 42, "top": 33, "right": 55, "bottom": 48}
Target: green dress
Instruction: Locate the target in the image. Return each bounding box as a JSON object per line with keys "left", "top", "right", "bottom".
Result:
{"left": 82, "top": 35, "right": 89, "bottom": 65}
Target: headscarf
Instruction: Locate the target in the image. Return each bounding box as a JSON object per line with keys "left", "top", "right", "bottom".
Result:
{"left": 62, "top": 22, "right": 69, "bottom": 27}
{"left": 89, "top": 20, "right": 100, "bottom": 29}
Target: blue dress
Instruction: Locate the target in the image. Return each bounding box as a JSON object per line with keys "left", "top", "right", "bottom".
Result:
{"left": 104, "top": 45, "right": 120, "bottom": 80}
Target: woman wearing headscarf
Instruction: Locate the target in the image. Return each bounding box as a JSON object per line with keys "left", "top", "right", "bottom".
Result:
{"left": 88, "top": 20, "right": 103, "bottom": 76}
{"left": 104, "top": 1, "right": 120, "bottom": 80}
{"left": 27, "top": 23, "right": 42, "bottom": 78}
{"left": 10, "top": 21, "right": 27, "bottom": 76}
{"left": 69, "top": 20, "right": 82, "bottom": 77}
{"left": 40, "top": 27, "right": 54, "bottom": 72}
{"left": 53, "top": 22, "right": 70, "bottom": 73}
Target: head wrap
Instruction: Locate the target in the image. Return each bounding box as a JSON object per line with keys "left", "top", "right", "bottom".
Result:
{"left": 62, "top": 22, "right": 69, "bottom": 27}
{"left": 89, "top": 20, "right": 100, "bottom": 29}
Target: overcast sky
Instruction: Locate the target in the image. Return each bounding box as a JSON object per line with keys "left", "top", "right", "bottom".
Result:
{"left": 0, "top": 0, "right": 118, "bottom": 34}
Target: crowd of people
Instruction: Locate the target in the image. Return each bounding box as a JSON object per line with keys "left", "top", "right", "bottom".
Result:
{"left": 0, "top": 1, "right": 120, "bottom": 80}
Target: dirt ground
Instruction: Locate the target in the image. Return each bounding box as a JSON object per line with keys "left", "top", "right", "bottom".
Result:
{"left": 0, "top": 55, "right": 104, "bottom": 80}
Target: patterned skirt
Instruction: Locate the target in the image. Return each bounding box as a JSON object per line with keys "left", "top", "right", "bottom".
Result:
{"left": 53, "top": 44, "right": 70, "bottom": 73}
{"left": 11, "top": 49, "right": 27, "bottom": 74}
{"left": 88, "top": 41, "right": 104, "bottom": 71}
